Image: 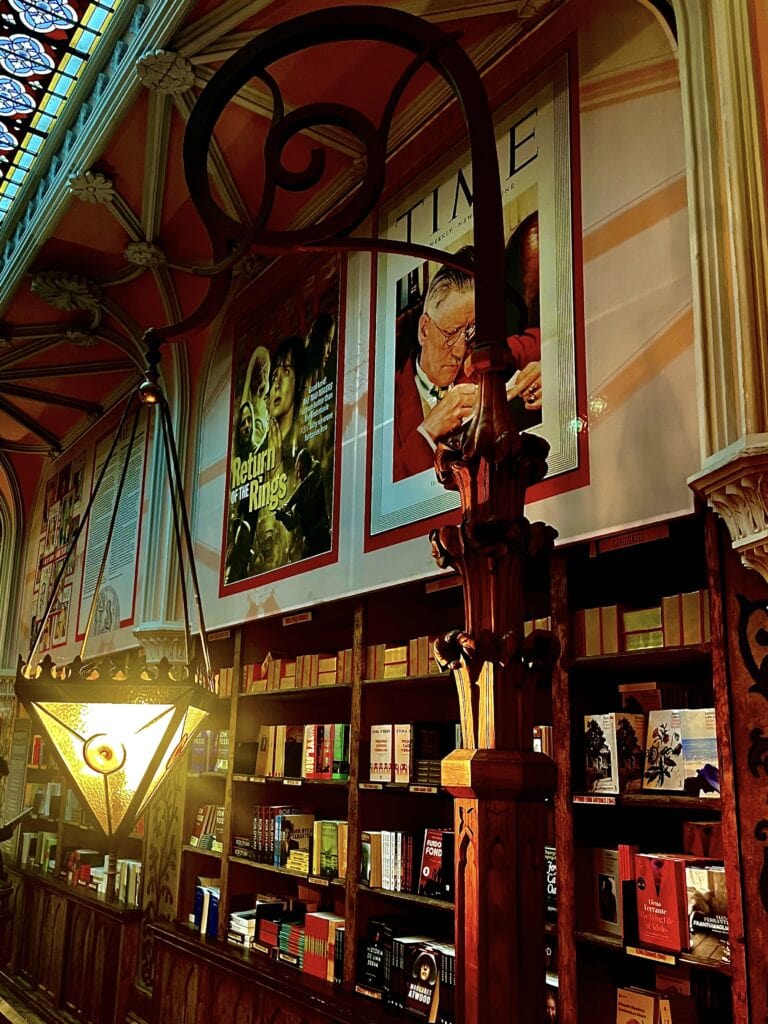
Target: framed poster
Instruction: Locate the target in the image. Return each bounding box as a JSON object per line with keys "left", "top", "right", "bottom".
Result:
{"left": 76, "top": 415, "right": 148, "bottom": 640}
{"left": 30, "top": 451, "right": 86, "bottom": 651}
{"left": 367, "top": 53, "right": 587, "bottom": 546}
{"left": 220, "top": 258, "right": 343, "bottom": 593}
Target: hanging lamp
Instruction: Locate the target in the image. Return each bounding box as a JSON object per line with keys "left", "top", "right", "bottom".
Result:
{"left": 15, "top": 332, "right": 217, "bottom": 889}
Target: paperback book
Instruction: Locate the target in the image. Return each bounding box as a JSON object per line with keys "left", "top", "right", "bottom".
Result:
{"left": 584, "top": 713, "right": 619, "bottom": 794}
{"left": 680, "top": 708, "right": 719, "bottom": 797}
{"left": 634, "top": 854, "right": 689, "bottom": 952}
{"left": 643, "top": 710, "right": 684, "bottom": 792}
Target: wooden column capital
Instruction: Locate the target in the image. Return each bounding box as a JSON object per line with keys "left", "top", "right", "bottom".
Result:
{"left": 689, "top": 438, "right": 768, "bottom": 582}
{"left": 442, "top": 747, "right": 556, "bottom": 800}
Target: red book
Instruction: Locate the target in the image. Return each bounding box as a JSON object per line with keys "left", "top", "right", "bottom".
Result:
{"left": 418, "top": 828, "right": 453, "bottom": 899}
{"left": 634, "top": 854, "right": 689, "bottom": 952}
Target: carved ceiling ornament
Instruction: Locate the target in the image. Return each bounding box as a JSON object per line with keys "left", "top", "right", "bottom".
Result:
{"left": 124, "top": 241, "right": 167, "bottom": 268}
{"left": 137, "top": 49, "right": 194, "bottom": 94}
{"left": 63, "top": 327, "right": 97, "bottom": 347}
{"left": 68, "top": 170, "right": 115, "bottom": 204}
{"left": 690, "top": 442, "right": 768, "bottom": 583}
{"left": 30, "top": 269, "right": 102, "bottom": 327}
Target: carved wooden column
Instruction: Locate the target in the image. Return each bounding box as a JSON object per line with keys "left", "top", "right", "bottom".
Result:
{"left": 432, "top": 368, "right": 557, "bottom": 1024}
{"left": 169, "top": 8, "right": 561, "bottom": 1022}
{"left": 676, "top": 6, "right": 768, "bottom": 1018}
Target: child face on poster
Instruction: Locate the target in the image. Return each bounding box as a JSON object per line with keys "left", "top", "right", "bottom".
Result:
{"left": 269, "top": 351, "right": 296, "bottom": 422}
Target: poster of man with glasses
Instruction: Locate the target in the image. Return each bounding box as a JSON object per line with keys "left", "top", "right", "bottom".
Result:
{"left": 368, "top": 56, "right": 583, "bottom": 543}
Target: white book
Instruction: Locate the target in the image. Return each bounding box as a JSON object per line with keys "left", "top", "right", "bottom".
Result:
{"left": 382, "top": 830, "right": 392, "bottom": 891}
{"left": 680, "top": 708, "right": 719, "bottom": 797}
{"left": 370, "top": 724, "right": 393, "bottom": 783}
{"left": 393, "top": 723, "right": 413, "bottom": 784}
{"left": 394, "top": 831, "right": 402, "bottom": 893}
{"left": 644, "top": 709, "right": 685, "bottom": 791}
{"left": 584, "top": 713, "right": 619, "bottom": 794}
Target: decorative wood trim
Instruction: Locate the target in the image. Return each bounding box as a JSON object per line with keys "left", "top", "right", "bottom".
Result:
{"left": 689, "top": 439, "right": 768, "bottom": 583}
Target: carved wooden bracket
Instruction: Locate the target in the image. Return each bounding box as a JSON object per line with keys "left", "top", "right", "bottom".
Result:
{"left": 689, "top": 441, "right": 768, "bottom": 583}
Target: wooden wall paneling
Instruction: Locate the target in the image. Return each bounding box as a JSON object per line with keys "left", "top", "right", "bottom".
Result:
{"left": 140, "top": 748, "right": 187, "bottom": 989}
{"left": 153, "top": 942, "right": 209, "bottom": 1024}
{"left": 704, "top": 512, "right": 748, "bottom": 1021}
{"left": 717, "top": 518, "right": 768, "bottom": 1023}
{"left": 62, "top": 899, "right": 97, "bottom": 1019}
{"left": 550, "top": 551, "right": 576, "bottom": 1024}
{"left": 33, "top": 886, "right": 67, "bottom": 1004}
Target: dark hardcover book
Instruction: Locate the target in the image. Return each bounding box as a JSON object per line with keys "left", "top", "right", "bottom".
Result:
{"left": 545, "top": 845, "right": 557, "bottom": 918}
{"left": 283, "top": 725, "right": 304, "bottom": 779}
{"left": 403, "top": 944, "right": 440, "bottom": 1020}
{"left": 357, "top": 916, "right": 397, "bottom": 992}
{"left": 233, "top": 741, "right": 259, "bottom": 776}
{"left": 418, "top": 828, "right": 453, "bottom": 899}
{"left": 334, "top": 924, "right": 345, "bottom": 984}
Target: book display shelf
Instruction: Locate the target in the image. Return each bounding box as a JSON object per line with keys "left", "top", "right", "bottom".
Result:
{"left": 550, "top": 514, "right": 740, "bottom": 1024}
{"left": 10, "top": 710, "right": 144, "bottom": 901}
{"left": 168, "top": 582, "right": 496, "bottom": 1023}
{"left": 0, "top": 706, "right": 145, "bottom": 1024}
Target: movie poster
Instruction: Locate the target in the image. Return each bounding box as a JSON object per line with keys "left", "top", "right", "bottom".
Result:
{"left": 30, "top": 451, "right": 86, "bottom": 651}
{"left": 222, "top": 260, "right": 341, "bottom": 590}
{"left": 368, "top": 55, "right": 584, "bottom": 541}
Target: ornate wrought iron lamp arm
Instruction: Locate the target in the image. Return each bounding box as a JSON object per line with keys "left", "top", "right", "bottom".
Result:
{"left": 161, "top": 6, "right": 509, "bottom": 356}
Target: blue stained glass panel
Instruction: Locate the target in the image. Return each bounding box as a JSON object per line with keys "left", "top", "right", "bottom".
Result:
{"left": 0, "top": 0, "right": 125, "bottom": 218}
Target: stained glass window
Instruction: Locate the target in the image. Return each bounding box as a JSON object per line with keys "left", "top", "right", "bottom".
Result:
{"left": 0, "top": 0, "right": 125, "bottom": 221}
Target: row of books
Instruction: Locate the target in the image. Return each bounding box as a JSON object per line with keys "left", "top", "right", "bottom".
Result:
{"left": 234, "top": 809, "right": 347, "bottom": 880}
{"left": 24, "top": 780, "right": 61, "bottom": 818}
{"left": 365, "top": 638, "right": 442, "bottom": 681}
{"left": 356, "top": 915, "right": 456, "bottom": 1023}
{"left": 369, "top": 722, "right": 460, "bottom": 784}
{"left": 588, "top": 844, "right": 728, "bottom": 961}
{"left": 237, "top": 623, "right": 553, "bottom": 694}
{"left": 361, "top": 827, "right": 453, "bottom": 901}
{"left": 584, "top": 707, "right": 719, "bottom": 797}
{"left": 61, "top": 848, "right": 142, "bottom": 906}
{"left": 193, "top": 875, "right": 220, "bottom": 938}
{"left": 617, "top": 985, "right": 697, "bottom": 1024}
{"left": 234, "top": 723, "right": 350, "bottom": 781}
{"left": 226, "top": 894, "right": 345, "bottom": 983}
{"left": 189, "top": 729, "right": 229, "bottom": 773}
{"left": 241, "top": 649, "right": 353, "bottom": 694}
{"left": 573, "top": 590, "right": 709, "bottom": 656}
{"left": 189, "top": 804, "right": 225, "bottom": 852}
{"left": 28, "top": 733, "right": 52, "bottom": 769}
{"left": 20, "top": 830, "right": 57, "bottom": 871}
{"left": 214, "top": 667, "right": 236, "bottom": 696}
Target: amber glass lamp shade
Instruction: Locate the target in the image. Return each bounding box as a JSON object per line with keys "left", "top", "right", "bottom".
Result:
{"left": 16, "top": 655, "right": 217, "bottom": 842}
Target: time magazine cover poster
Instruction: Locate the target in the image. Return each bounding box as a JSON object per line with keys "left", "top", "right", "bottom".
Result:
{"left": 367, "top": 54, "right": 586, "bottom": 545}
{"left": 222, "top": 260, "right": 342, "bottom": 591}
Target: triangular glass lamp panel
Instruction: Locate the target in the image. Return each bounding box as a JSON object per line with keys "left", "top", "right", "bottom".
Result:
{"left": 134, "top": 704, "right": 210, "bottom": 821}
{"left": 34, "top": 701, "right": 175, "bottom": 837}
